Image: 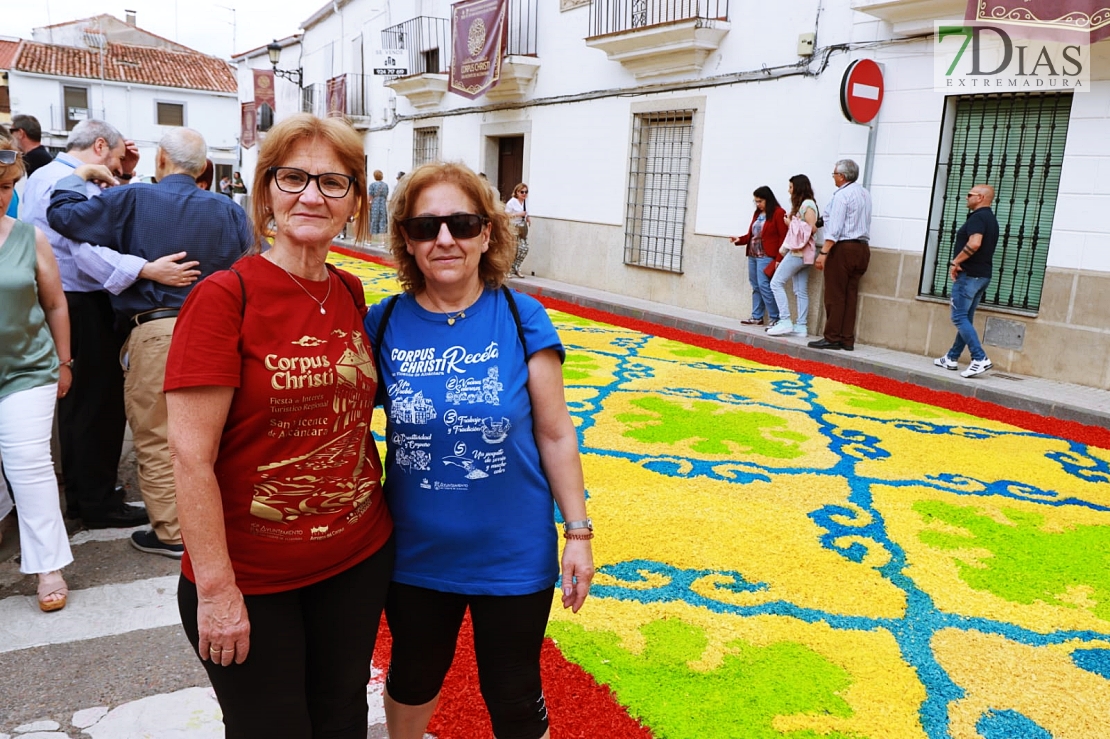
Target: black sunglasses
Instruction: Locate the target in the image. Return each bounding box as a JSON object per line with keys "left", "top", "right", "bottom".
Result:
{"left": 0, "top": 150, "right": 19, "bottom": 165}
{"left": 401, "top": 214, "right": 488, "bottom": 242}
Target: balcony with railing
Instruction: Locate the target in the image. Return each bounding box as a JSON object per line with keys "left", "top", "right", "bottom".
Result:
{"left": 485, "top": 0, "right": 542, "bottom": 102}
{"left": 586, "top": 0, "right": 731, "bottom": 80}
{"left": 381, "top": 17, "right": 452, "bottom": 109}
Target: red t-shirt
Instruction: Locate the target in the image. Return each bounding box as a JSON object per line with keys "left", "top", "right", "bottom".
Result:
{"left": 164, "top": 255, "right": 393, "bottom": 594}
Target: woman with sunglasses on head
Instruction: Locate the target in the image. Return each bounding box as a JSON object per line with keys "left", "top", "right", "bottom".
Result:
{"left": 505, "top": 182, "right": 530, "bottom": 277}
{"left": 0, "top": 141, "right": 75, "bottom": 612}
{"left": 163, "top": 114, "right": 394, "bottom": 738}
{"left": 365, "top": 162, "right": 592, "bottom": 739}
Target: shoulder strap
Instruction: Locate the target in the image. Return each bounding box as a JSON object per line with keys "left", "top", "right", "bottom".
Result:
{"left": 372, "top": 294, "right": 402, "bottom": 407}
{"left": 501, "top": 285, "right": 529, "bottom": 358}
{"left": 230, "top": 267, "right": 246, "bottom": 319}
{"left": 326, "top": 263, "right": 363, "bottom": 311}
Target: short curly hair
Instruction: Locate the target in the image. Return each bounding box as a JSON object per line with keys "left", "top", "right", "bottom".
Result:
{"left": 388, "top": 161, "right": 513, "bottom": 293}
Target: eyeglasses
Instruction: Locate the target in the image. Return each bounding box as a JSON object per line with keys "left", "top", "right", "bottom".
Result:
{"left": 268, "top": 166, "right": 355, "bottom": 198}
{"left": 519, "top": 190, "right": 528, "bottom": 194}
{"left": 401, "top": 214, "right": 488, "bottom": 242}
{"left": 0, "top": 150, "right": 20, "bottom": 165}
{"left": 966, "top": 192, "right": 979, "bottom": 198}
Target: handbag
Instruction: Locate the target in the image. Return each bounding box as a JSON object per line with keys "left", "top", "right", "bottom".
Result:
{"left": 782, "top": 216, "right": 816, "bottom": 265}
{"left": 763, "top": 260, "right": 778, "bottom": 278}
{"left": 517, "top": 221, "right": 529, "bottom": 240}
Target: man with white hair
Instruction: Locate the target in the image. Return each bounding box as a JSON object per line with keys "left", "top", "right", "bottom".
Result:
{"left": 47, "top": 127, "right": 253, "bottom": 558}
{"left": 22, "top": 119, "right": 196, "bottom": 532}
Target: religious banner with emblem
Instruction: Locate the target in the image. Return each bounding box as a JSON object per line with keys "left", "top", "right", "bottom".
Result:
{"left": 967, "top": 1, "right": 1110, "bottom": 42}
{"left": 449, "top": 0, "right": 507, "bottom": 100}
{"left": 253, "top": 69, "right": 276, "bottom": 110}
{"left": 326, "top": 75, "right": 347, "bottom": 116}
{"left": 241, "top": 103, "right": 257, "bottom": 149}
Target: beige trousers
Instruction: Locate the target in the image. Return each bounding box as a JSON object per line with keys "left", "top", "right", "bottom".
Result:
{"left": 121, "top": 317, "right": 180, "bottom": 544}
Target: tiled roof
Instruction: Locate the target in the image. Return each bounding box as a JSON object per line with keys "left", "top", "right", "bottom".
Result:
{"left": 13, "top": 41, "right": 236, "bottom": 93}
{"left": 0, "top": 40, "right": 20, "bottom": 70}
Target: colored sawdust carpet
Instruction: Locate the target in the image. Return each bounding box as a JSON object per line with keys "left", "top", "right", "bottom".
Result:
{"left": 334, "top": 252, "right": 1110, "bottom": 739}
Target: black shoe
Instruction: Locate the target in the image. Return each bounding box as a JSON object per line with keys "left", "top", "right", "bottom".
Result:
{"left": 807, "top": 339, "right": 844, "bottom": 350}
{"left": 82, "top": 503, "right": 150, "bottom": 529}
{"left": 130, "top": 529, "right": 184, "bottom": 559}
{"left": 841, "top": 344, "right": 854, "bottom": 351}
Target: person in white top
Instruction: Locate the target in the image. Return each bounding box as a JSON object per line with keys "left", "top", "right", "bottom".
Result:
{"left": 505, "top": 182, "right": 530, "bottom": 277}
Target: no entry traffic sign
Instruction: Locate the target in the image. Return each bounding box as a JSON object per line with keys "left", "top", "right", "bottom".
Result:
{"left": 840, "top": 59, "right": 884, "bottom": 125}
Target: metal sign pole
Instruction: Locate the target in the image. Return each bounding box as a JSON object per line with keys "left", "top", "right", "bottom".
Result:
{"left": 863, "top": 120, "right": 878, "bottom": 190}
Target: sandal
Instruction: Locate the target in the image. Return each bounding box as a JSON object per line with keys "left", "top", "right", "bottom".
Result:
{"left": 37, "top": 571, "right": 68, "bottom": 613}
{"left": 740, "top": 318, "right": 763, "bottom": 326}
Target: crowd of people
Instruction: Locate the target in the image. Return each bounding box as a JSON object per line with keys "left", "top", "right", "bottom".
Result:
{"left": 1, "top": 104, "right": 998, "bottom": 735}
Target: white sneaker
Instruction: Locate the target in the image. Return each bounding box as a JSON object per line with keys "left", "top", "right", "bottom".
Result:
{"left": 960, "top": 358, "right": 993, "bottom": 378}
{"left": 793, "top": 325, "right": 808, "bottom": 337}
{"left": 934, "top": 356, "right": 958, "bottom": 371}
{"left": 766, "top": 319, "right": 794, "bottom": 336}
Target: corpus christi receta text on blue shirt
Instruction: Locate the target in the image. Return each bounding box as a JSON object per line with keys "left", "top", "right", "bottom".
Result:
{"left": 391, "top": 342, "right": 500, "bottom": 375}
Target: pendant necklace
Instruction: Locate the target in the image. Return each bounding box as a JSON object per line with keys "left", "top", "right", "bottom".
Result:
{"left": 273, "top": 260, "right": 331, "bottom": 314}
{"left": 425, "top": 284, "right": 481, "bottom": 326}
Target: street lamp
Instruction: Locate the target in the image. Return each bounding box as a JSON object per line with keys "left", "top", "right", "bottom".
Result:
{"left": 267, "top": 40, "right": 303, "bottom": 88}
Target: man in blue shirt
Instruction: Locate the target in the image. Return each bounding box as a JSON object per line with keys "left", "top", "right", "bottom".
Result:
{"left": 48, "top": 127, "right": 253, "bottom": 558}
{"left": 934, "top": 184, "right": 999, "bottom": 379}
{"left": 21, "top": 119, "right": 196, "bottom": 531}
{"left": 811, "top": 158, "right": 872, "bottom": 351}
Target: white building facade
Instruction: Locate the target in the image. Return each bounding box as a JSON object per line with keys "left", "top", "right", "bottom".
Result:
{"left": 7, "top": 15, "right": 239, "bottom": 179}
{"left": 253, "top": 0, "right": 1110, "bottom": 389}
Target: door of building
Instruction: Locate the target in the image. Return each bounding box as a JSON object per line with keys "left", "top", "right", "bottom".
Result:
{"left": 497, "top": 136, "right": 524, "bottom": 203}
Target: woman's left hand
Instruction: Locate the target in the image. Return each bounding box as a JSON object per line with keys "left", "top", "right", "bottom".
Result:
{"left": 57, "top": 366, "right": 72, "bottom": 398}
{"left": 560, "top": 539, "right": 594, "bottom": 613}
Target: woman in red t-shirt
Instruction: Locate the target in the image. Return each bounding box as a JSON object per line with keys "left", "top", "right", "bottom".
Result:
{"left": 164, "top": 114, "right": 393, "bottom": 738}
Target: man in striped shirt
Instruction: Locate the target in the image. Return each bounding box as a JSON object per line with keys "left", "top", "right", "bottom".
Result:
{"left": 810, "top": 159, "right": 872, "bottom": 351}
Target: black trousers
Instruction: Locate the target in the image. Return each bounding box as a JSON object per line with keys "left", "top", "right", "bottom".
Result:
{"left": 385, "top": 583, "right": 553, "bottom": 739}
{"left": 178, "top": 537, "right": 395, "bottom": 739}
{"left": 58, "top": 291, "right": 127, "bottom": 518}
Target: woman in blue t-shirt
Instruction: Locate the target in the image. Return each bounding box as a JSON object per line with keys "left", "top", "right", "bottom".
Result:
{"left": 365, "top": 161, "right": 593, "bottom": 739}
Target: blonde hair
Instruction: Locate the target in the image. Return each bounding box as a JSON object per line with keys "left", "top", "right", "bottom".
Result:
{"left": 512, "top": 182, "right": 528, "bottom": 198}
{"left": 250, "top": 114, "right": 369, "bottom": 253}
{"left": 388, "top": 161, "right": 513, "bottom": 293}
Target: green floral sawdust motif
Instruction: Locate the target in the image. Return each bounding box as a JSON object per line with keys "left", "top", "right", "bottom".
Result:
{"left": 549, "top": 619, "right": 866, "bottom": 739}
{"left": 616, "top": 397, "right": 808, "bottom": 458}
{"left": 658, "top": 340, "right": 736, "bottom": 362}
{"left": 551, "top": 311, "right": 599, "bottom": 326}
{"left": 564, "top": 352, "right": 602, "bottom": 381}
{"left": 916, "top": 501, "right": 1110, "bottom": 620}
{"left": 833, "top": 388, "right": 949, "bottom": 418}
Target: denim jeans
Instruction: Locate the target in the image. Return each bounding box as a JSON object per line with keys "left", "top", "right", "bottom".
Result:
{"left": 946, "top": 274, "right": 991, "bottom": 362}
{"left": 769, "top": 252, "right": 809, "bottom": 327}
{"left": 747, "top": 256, "right": 777, "bottom": 321}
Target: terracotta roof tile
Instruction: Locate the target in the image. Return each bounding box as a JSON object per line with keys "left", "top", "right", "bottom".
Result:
{"left": 13, "top": 41, "right": 236, "bottom": 93}
{"left": 0, "top": 40, "right": 20, "bottom": 70}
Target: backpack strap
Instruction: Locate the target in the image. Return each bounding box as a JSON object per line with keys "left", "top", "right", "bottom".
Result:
{"left": 230, "top": 267, "right": 246, "bottom": 319}
{"left": 326, "top": 263, "right": 365, "bottom": 312}
{"left": 501, "top": 285, "right": 528, "bottom": 358}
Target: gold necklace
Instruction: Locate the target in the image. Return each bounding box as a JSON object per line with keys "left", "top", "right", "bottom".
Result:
{"left": 269, "top": 257, "right": 331, "bottom": 314}
{"left": 424, "top": 284, "right": 483, "bottom": 326}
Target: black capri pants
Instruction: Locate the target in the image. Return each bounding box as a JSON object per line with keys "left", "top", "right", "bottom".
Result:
{"left": 385, "top": 582, "right": 554, "bottom": 739}
{"left": 178, "top": 537, "right": 394, "bottom": 739}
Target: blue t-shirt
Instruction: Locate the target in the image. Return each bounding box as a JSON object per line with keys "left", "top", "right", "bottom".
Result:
{"left": 365, "top": 287, "right": 565, "bottom": 595}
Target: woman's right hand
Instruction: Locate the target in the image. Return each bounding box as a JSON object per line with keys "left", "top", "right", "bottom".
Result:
{"left": 197, "top": 582, "right": 251, "bottom": 666}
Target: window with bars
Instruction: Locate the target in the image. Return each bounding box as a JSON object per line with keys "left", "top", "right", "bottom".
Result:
{"left": 624, "top": 111, "right": 693, "bottom": 273}
{"left": 921, "top": 92, "right": 1072, "bottom": 312}
{"left": 413, "top": 128, "right": 439, "bottom": 168}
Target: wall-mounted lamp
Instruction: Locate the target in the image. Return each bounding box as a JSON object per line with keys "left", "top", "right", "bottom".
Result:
{"left": 267, "top": 40, "right": 303, "bottom": 88}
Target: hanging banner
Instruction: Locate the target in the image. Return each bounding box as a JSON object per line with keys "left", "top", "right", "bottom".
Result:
{"left": 253, "top": 69, "right": 276, "bottom": 109}
{"left": 241, "top": 103, "right": 257, "bottom": 149}
{"left": 967, "top": 1, "right": 1110, "bottom": 42}
{"left": 326, "top": 74, "right": 347, "bottom": 116}
{"left": 449, "top": 0, "right": 507, "bottom": 99}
